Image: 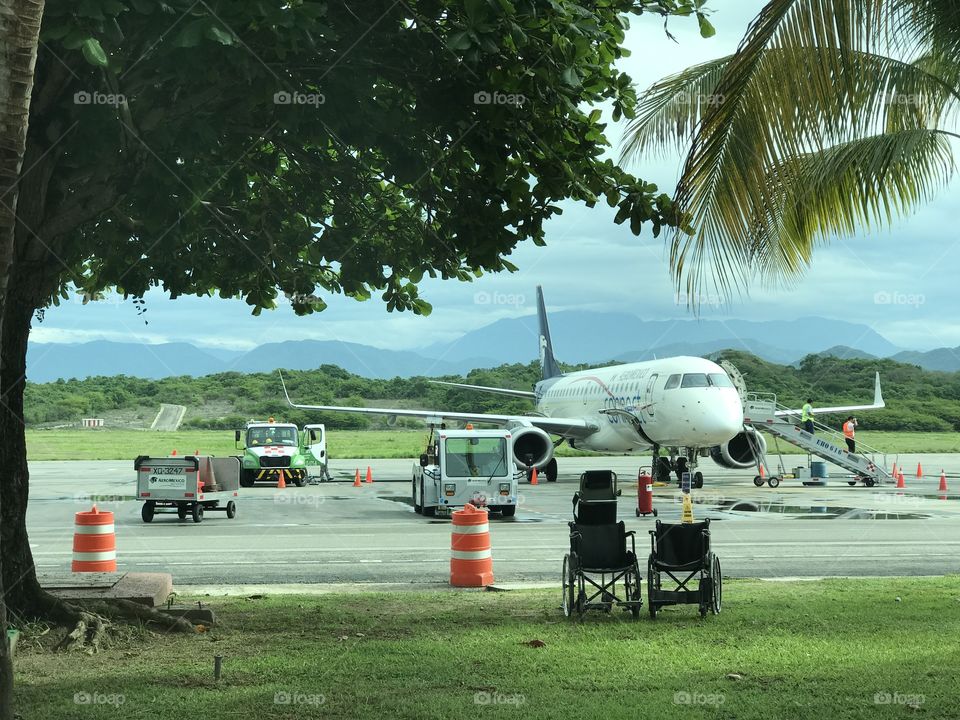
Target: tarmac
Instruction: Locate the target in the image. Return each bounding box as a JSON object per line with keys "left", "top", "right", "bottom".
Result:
{"left": 27, "top": 453, "right": 960, "bottom": 589}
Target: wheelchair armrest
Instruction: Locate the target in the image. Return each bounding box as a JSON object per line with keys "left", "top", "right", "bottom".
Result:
{"left": 624, "top": 529, "right": 637, "bottom": 553}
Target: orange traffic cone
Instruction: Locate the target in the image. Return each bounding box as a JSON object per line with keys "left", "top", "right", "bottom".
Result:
{"left": 194, "top": 449, "right": 200, "bottom": 456}
{"left": 171, "top": 449, "right": 178, "bottom": 456}
{"left": 939, "top": 470, "right": 948, "bottom": 492}
{"left": 365, "top": 466, "right": 373, "bottom": 484}
{"left": 530, "top": 467, "right": 539, "bottom": 485}
{"left": 277, "top": 471, "right": 286, "bottom": 489}
{"left": 891, "top": 462, "right": 898, "bottom": 481}
{"left": 916, "top": 462, "right": 923, "bottom": 479}
{"left": 896, "top": 470, "right": 905, "bottom": 489}
{"left": 354, "top": 469, "right": 362, "bottom": 487}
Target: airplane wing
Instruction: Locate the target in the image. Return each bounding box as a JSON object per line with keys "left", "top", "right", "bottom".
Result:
{"left": 775, "top": 372, "right": 884, "bottom": 417}
{"left": 428, "top": 380, "right": 537, "bottom": 399}
{"left": 279, "top": 373, "right": 597, "bottom": 439}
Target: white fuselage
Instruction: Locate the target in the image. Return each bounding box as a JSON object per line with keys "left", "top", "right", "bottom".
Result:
{"left": 535, "top": 356, "right": 744, "bottom": 453}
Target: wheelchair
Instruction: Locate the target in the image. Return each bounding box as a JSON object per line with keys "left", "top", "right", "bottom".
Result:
{"left": 561, "top": 471, "right": 643, "bottom": 620}
{"left": 647, "top": 518, "right": 722, "bottom": 619}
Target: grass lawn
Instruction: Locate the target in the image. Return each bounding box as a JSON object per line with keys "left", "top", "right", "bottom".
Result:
{"left": 12, "top": 577, "right": 960, "bottom": 719}
{"left": 25, "top": 428, "right": 960, "bottom": 461}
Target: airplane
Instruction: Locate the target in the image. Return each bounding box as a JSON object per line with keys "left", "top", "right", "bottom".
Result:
{"left": 281, "top": 287, "right": 883, "bottom": 487}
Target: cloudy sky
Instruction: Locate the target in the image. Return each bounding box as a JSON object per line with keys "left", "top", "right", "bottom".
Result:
{"left": 35, "top": 1, "right": 960, "bottom": 354}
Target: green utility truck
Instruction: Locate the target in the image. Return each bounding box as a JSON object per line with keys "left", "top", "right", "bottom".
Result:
{"left": 235, "top": 419, "right": 311, "bottom": 487}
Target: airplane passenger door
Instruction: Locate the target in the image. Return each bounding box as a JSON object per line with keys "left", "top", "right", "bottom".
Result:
{"left": 643, "top": 373, "right": 659, "bottom": 418}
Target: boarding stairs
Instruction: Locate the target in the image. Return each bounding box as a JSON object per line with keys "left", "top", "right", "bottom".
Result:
{"left": 742, "top": 393, "right": 892, "bottom": 486}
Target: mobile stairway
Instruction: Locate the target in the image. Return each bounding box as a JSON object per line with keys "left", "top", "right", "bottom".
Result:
{"left": 742, "top": 393, "right": 893, "bottom": 487}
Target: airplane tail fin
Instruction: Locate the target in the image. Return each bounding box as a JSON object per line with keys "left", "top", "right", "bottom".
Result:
{"left": 536, "top": 286, "right": 562, "bottom": 380}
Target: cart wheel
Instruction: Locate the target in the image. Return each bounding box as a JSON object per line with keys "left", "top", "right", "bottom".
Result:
{"left": 753, "top": 475, "right": 764, "bottom": 487}
{"left": 226, "top": 501, "right": 236, "bottom": 519}
{"left": 177, "top": 504, "right": 187, "bottom": 520}
{"left": 191, "top": 504, "right": 204, "bottom": 523}
{"left": 864, "top": 478, "right": 876, "bottom": 487}
{"left": 710, "top": 555, "right": 722, "bottom": 614}
{"left": 141, "top": 501, "right": 155, "bottom": 523}
{"left": 847, "top": 481, "right": 857, "bottom": 486}
{"left": 767, "top": 476, "right": 780, "bottom": 489}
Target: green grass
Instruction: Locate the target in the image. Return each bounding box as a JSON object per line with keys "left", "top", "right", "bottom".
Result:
{"left": 24, "top": 428, "right": 960, "bottom": 461}
{"left": 12, "top": 578, "right": 960, "bottom": 719}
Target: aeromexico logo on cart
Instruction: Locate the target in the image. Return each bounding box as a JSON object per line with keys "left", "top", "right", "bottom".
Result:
{"left": 144, "top": 465, "right": 187, "bottom": 488}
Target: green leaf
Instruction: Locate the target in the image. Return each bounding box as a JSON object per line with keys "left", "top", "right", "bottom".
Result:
{"left": 447, "top": 30, "right": 472, "bottom": 51}
{"left": 81, "top": 37, "right": 109, "bottom": 67}
{"left": 696, "top": 13, "right": 715, "bottom": 39}
{"left": 129, "top": 0, "right": 154, "bottom": 13}
{"left": 205, "top": 24, "right": 234, "bottom": 45}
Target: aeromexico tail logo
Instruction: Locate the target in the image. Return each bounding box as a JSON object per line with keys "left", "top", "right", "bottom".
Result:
{"left": 539, "top": 335, "right": 548, "bottom": 367}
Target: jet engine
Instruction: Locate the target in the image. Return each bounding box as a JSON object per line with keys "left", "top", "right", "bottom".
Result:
{"left": 510, "top": 426, "right": 554, "bottom": 469}
{"left": 710, "top": 427, "right": 767, "bottom": 469}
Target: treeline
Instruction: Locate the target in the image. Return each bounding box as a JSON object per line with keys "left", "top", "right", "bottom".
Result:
{"left": 22, "top": 353, "right": 960, "bottom": 432}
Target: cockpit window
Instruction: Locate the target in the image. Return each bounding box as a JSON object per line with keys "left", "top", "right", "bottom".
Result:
{"left": 664, "top": 374, "right": 681, "bottom": 390}
{"left": 680, "top": 373, "right": 709, "bottom": 388}
{"left": 708, "top": 373, "right": 734, "bottom": 388}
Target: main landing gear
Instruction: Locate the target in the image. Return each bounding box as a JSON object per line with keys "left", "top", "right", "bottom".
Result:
{"left": 651, "top": 445, "right": 704, "bottom": 489}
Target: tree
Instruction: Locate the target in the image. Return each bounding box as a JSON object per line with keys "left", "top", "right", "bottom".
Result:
{"left": 621, "top": 0, "right": 960, "bottom": 302}
{"left": 0, "top": 0, "right": 45, "bottom": 716}
{"left": 1, "top": 0, "right": 710, "bottom": 640}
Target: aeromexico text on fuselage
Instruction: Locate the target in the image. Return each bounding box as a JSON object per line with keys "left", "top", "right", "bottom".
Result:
{"left": 533, "top": 356, "right": 744, "bottom": 452}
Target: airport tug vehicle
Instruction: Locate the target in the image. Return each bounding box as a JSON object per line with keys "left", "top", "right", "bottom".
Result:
{"left": 136, "top": 455, "right": 240, "bottom": 523}
{"left": 235, "top": 418, "right": 312, "bottom": 487}
{"left": 412, "top": 426, "right": 522, "bottom": 517}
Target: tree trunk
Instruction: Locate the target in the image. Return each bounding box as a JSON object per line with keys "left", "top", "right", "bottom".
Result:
{"left": 0, "top": 2, "right": 45, "bottom": 718}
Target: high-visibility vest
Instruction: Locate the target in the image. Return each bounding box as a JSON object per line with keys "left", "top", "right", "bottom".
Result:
{"left": 843, "top": 421, "right": 855, "bottom": 439}
{"left": 802, "top": 404, "right": 813, "bottom": 421}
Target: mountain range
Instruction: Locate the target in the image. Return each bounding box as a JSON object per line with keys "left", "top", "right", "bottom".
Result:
{"left": 24, "top": 311, "right": 960, "bottom": 382}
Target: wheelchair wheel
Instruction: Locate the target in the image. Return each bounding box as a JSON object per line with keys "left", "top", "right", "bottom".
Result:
{"left": 561, "top": 554, "right": 576, "bottom": 619}
{"left": 710, "top": 555, "right": 722, "bottom": 614}
{"left": 647, "top": 555, "right": 660, "bottom": 619}
{"left": 625, "top": 561, "right": 642, "bottom": 619}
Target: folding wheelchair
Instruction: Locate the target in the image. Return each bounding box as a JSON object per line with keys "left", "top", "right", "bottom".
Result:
{"left": 647, "top": 519, "right": 721, "bottom": 618}
{"left": 561, "top": 471, "right": 643, "bottom": 619}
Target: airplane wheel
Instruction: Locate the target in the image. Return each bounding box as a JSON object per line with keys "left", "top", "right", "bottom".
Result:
{"left": 544, "top": 458, "right": 558, "bottom": 482}
{"left": 693, "top": 471, "right": 704, "bottom": 489}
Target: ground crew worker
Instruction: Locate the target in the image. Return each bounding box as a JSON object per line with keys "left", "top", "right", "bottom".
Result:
{"left": 843, "top": 416, "right": 857, "bottom": 453}
{"left": 801, "top": 399, "right": 815, "bottom": 434}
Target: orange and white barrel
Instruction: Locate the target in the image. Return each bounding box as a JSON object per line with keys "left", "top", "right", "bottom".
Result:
{"left": 71, "top": 505, "right": 117, "bottom": 572}
{"left": 450, "top": 503, "right": 493, "bottom": 587}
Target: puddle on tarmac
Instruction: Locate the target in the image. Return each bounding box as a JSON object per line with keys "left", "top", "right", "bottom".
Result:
{"left": 713, "top": 500, "right": 931, "bottom": 520}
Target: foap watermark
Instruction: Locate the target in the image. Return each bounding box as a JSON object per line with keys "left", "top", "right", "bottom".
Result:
{"left": 473, "top": 90, "right": 526, "bottom": 107}
{"left": 874, "top": 691, "right": 925, "bottom": 707}
{"left": 73, "top": 493, "right": 131, "bottom": 506}
{"left": 274, "top": 90, "right": 325, "bottom": 107}
{"left": 73, "top": 90, "right": 127, "bottom": 107}
{"left": 672, "top": 91, "right": 726, "bottom": 107}
{"left": 881, "top": 92, "right": 927, "bottom": 108}
{"left": 273, "top": 493, "right": 326, "bottom": 509}
{"left": 674, "top": 291, "right": 724, "bottom": 308}
{"left": 274, "top": 691, "right": 326, "bottom": 706}
{"left": 74, "top": 691, "right": 125, "bottom": 706}
{"left": 873, "top": 290, "right": 925, "bottom": 308}
{"left": 870, "top": 492, "right": 923, "bottom": 508}
{"left": 674, "top": 690, "right": 725, "bottom": 706}
{"left": 473, "top": 291, "right": 526, "bottom": 307}
{"left": 474, "top": 691, "right": 525, "bottom": 706}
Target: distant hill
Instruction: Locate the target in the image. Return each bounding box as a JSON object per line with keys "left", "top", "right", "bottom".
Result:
{"left": 806, "top": 345, "right": 878, "bottom": 362}
{"left": 425, "top": 312, "right": 901, "bottom": 365}
{"left": 26, "top": 311, "right": 906, "bottom": 382}
{"left": 891, "top": 346, "right": 960, "bottom": 372}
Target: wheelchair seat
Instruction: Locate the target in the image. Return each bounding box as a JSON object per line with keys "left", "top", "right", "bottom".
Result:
{"left": 573, "top": 470, "right": 618, "bottom": 525}
{"left": 571, "top": 522, "right": 633, "bottom": 572}
{"left": 647, "top": 518, "right": 721, "bottom": 619}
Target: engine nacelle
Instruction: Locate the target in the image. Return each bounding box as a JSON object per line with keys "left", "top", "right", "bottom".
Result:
{"left": 710, "top": 428, "right": 767, "bottom": 469}
{"left": 510, "top": 426, "right": 554, "bottom": 470}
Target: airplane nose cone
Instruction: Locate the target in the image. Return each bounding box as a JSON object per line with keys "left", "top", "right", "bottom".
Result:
{"left": 697, "top": 393, "right": 744, "bottom": 443}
